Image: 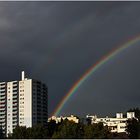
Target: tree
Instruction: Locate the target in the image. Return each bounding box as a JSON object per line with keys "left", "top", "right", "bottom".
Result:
{"left": 27, "top": 124, "right": 49, "bottom": 138}
{"left": 108, "top": 132, "right": 129, "bottom": 139}
{"left": 8, "top": 124, "right": 50, "bottom": 139}
{"left": 52, "top": 120, "right": 83, "bottom": 138}
{"left": 125, "top": 107, "right": 140, "bottom": 138}
{"left": 47, "top": 120, "right": 58, "bottom": 138}
{"left": 126, "top": 118, "right": 140, "bottom": 138}
{"left": 83, "top": 122, "right": 110, "bottom": 139}
{"left": 10, "top": 126, "right": 28, "bottom": 139}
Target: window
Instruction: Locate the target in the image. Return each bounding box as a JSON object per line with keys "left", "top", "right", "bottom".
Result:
{"left": 120, "top": 126, "right": 126, "bottom": 129}
{"left": 20, "top": 105, "right": 24, "bottom": 108}
{"left": 20, "top": 101, "right": 24, "bottom": 104}
{"left": 20, "top": 81, "right": 24, "bottom": 84}
{"left": 20, "top": 118, "right": 24, "bottom": 120}
{"left": 20, "top": 93, "right": 24, "bottom": 96}
{"left": 20, "top": 89, "right": 24, "bottom": 92}
{"left": 20, "top": 109, "right": 24, "bottom": 112}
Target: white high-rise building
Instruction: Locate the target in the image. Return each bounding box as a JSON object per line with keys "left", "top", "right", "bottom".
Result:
{"left": 0, "top": 71, "right": 48, "bottom": 136}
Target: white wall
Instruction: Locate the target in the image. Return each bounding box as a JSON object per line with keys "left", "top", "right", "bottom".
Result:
{"left": 19, "top": 79, "right": 32, "bottom": 127}
{"left": 6, "top": 82, "right": 13, "bottom": 135}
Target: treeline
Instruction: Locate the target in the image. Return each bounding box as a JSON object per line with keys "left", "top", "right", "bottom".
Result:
{"left": 126, "top": 107, "right": 140, "bottom": 139}
{"left": 0, "top": 107, "right": 140, "bottom": 139}
{"left": 7, "top": 121, "right": 127, "bottom": 139}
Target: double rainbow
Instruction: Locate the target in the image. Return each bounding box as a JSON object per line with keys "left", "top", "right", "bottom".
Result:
{"left": 53, "top": 35, "right": 140, "bottom": 116}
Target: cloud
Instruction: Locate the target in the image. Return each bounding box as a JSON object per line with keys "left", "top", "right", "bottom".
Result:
{"left": 0, "top": 2, "right": 139, "bottom": 116}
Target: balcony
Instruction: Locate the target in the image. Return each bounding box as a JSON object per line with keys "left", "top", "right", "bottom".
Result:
{"left": 0, "top": 96, "right": 6, "bottom": 101}
{"left": 0, "top": 111, "right": 5, "bottom": 115}
{"left": 1, "top": 123, "right": 5, "bottom": 126}
{"left": 0, "top": 90, "right": 5, "bottom": 93}
{"left": 0, "top": 102, "right": 5, "bottom": 107}
{"left": 13, "top": 99, "right": 17, "bottom": 103}
{"left": 0, "top": 83, "right": 5, "bottom": 86}
{"left": 0, "top": 85, "right": 5, "bottom": 88}
{"left": 0, "top": 104, "right": 5, "bottom": 110}
{"left": 13, "top": 106, "right": 18, "bottom": 110}
{"left": 0, "top": 116, "right": 5, "bottom": 119}
{"left": 13, "top": 92, "right": 18, "bottom": 96}
{"left": 13, "top": 103, "right": 17, "bottom": 107}
{"left": 0, "top": 87, "right": 5, "bottom": 90}
{"left": 0, "top": 92, "right": 5, "bottom": 96}
{"left": 13, "top": 109, "right": 17, "bottom": 112}
{"left": 13, "top": 102, "right": 17, "bottom": 105}
{"left": 13, "top": 90, "right": 17, "bottom": 93}
{"left": 12, "top": 121, "right": 17, "bottom": 125}
{"left": 12, "top": 111, "right": 17, "bottom": 114}
{"left": 0, "top": 119, "right": 5, "bottom": 123}
{"left": 0, "top": 100, "right": 5, "bottom": 104}
{"left": 0, "top": 118, "right": 5, "bottom": 122}
{"left": 13, "top": 113, "right": 18, "bottom": 116}
{"left": 13, "top": 117, "right": 17, "bottom": 120}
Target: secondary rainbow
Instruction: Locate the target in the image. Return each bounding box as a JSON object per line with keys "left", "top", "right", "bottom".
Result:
{"left": 53, "top": 35, "right": 140, "bottom": 116}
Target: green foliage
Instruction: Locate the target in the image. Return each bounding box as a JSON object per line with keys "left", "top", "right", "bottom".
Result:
{"left": 7, "top": 120, "right": 112, "bottom": 139}
{"left": 52, "top": 120, "right": 110, "bottom": 139}
{"left": 126, "top": 118, "right": 140, "bottom": 139}
{"left": 126, "top": 107, "right": 140, "bottom": 139}
{"left": 27, "top": 124, "right": 49, "bottom": 138}
{"left": 9, "top": 124, "right": 51, "bottom": 139}
{"left": 108, "top": 132, "right": 128, "bottom": 139}
{"left": 10, "top": 126, "right": 28, "bottom": 139}
{"left": 52, "top": 120, "right": 83, "bottom": 138}
{"left": 9, "top": 108, "right": 140, "bottom": 139}
{"left": 83, "top": 122, "right": 110, "bottom": 139}
{"left": 47, "top": 120, "right": 58, "bottom": 137}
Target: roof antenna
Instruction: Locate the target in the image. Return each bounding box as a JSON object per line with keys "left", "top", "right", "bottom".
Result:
{"left": 22, "top": 71, "right": 25, "bottom": 80}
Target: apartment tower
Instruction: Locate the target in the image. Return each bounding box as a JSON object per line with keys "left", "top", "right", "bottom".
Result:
{"left": 0, "top": 71, "right": 48, "bottom": 135}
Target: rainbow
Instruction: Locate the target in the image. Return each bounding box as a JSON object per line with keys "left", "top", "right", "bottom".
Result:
{"left": 52, "top": 35, "right": 140, "bottom": 116}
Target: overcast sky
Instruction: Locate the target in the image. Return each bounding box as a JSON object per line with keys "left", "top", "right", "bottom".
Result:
{"left": 0, "top": 1, "right": 140, "bottom": 117}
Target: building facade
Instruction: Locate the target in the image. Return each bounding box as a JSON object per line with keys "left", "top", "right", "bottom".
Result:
{"left": 0, "top": 71, "right": 48, "bottom": 135}
{"left": 48, "top": 115, "right": 79, "bottom": 124}
{"left": 86, "top": 112, "right": 136, "bottom": 133}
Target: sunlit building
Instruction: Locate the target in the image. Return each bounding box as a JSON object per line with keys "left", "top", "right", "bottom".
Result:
{"left": 0, "top": 71, "right": 48, "bottom": 136}
{"left": 86, "top": 112, "right": 136, "bottom": 133}
{"left": 48, "top": 115, "right": 79, "bottom": 123}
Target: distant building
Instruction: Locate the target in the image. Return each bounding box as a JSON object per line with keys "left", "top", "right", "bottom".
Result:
{"left": 48, "top": 115, "right": 79, "bottom": 123}
{"left": 86, "top": 112, "right": 136, "bottom": 133}
{"left": 0, "top": 71, "right": 48, "bottom": 136}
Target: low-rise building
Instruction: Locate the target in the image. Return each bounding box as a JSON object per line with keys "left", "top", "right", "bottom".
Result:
{"left": 86, "top": 112, "right": 136, "bottom": 133}
{"left": 48, "top": 115, "right": 79, "bottom": 123}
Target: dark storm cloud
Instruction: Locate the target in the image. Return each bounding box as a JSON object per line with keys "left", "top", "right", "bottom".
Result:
{"left": 0, "top": 1, "right": 140, "bottom": 116}
{"left": 62, "top": 45, "right": 140, "bottom": 117}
